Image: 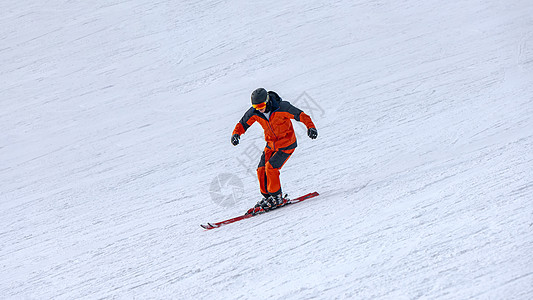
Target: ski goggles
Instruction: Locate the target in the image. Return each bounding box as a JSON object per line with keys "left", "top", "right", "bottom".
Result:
{"left": 252, "top": 94, "right": 269, "bottom": 110}
{"left": 252, "top": 101, "right": 267, "bottom": 110}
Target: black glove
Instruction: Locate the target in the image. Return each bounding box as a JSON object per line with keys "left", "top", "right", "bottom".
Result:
{"left": 308, "top": 128, "right": 318, "bottom": 139}
{"left": 231, "top": 134, "right": 240, "bottom": 146}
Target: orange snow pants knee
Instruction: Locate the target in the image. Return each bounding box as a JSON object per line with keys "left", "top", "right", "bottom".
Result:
{"left": 257, "top": 148, "right": 294, "bottom": 197}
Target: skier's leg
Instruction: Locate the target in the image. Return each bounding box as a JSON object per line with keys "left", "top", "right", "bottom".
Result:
{"left": 257, "top": 149, "right": 272, "bottom": 198}
{"left": 265, "top": 149, "right": 294, "bottom": 197}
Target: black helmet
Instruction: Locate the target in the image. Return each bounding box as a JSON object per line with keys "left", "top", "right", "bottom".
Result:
{"left": 251, "top": 88, "right": 268, "bottom": 105}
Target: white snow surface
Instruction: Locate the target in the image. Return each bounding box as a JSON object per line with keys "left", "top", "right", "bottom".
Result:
{"left": 1, "top": 0, "right": 533, "bottom": 299}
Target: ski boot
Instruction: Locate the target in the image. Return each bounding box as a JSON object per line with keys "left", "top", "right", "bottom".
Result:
{"left": 246, "top": 196, "right": 270, "bottom": 215}
{"left": 269, "top": 193, "right": 289, "bottom": 209}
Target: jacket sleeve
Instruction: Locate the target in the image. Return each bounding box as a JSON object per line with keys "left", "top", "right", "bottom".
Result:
{"left": 283, "top": 102, "right": 316, "bottom": 129}
{"left": 232, "top": 108, "right": 256, "bottom": 136}
{"left": 300, "top": 112, "right": 315, "bottom": 129}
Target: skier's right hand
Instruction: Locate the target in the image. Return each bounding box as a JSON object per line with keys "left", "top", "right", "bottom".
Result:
{"left": 231, "top": 134, "right": 240, "bottom": 146}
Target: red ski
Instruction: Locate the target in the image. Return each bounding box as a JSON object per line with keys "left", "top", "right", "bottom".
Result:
{"left": 201, "top": 192, "right": 319, "bottom": 230}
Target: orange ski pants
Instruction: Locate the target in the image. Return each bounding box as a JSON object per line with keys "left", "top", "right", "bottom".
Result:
{"left": 257, "top": 147, "right": 294, "bottom": 197}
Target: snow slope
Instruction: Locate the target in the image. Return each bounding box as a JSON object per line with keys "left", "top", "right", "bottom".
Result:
{"left": 1, "top": 0, "right": 532, "bottom": 298}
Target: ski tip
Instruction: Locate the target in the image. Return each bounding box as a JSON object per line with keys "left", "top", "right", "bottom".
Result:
{"left": 200, "top": 224, "right": 213, "bottom": 230}
{"left": 201, "top": 222, "right": 219, "bottom": 230}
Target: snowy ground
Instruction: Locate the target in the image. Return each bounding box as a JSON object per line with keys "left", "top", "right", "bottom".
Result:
{"left": 1, "top": 0, "right": 532, "bottom": 299}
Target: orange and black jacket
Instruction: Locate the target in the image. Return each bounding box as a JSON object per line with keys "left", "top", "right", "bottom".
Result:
{"left": 232, "top": 92, "right": 316, "bottom": 151}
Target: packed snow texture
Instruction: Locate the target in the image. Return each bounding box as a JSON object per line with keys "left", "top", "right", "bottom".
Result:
{"left": 1, "top": 0, "right": 532, "bottom": 299}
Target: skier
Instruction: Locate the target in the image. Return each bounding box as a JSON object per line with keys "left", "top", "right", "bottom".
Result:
{"left": 231, "top": 88, "right": 318, "bottom": 215}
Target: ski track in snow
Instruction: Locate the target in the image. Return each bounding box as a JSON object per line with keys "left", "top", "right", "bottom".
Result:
{"left": 1, "top": 0, "right": 532, "bottom": 299}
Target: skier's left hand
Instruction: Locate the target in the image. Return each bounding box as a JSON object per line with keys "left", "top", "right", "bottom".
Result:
{"left": 308, "top": 127, "right": 318, "bottom": 139}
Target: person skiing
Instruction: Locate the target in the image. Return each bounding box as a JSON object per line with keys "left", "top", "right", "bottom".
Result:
{"left": 231, "top": 88, "right": 318, "bottom": 215}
